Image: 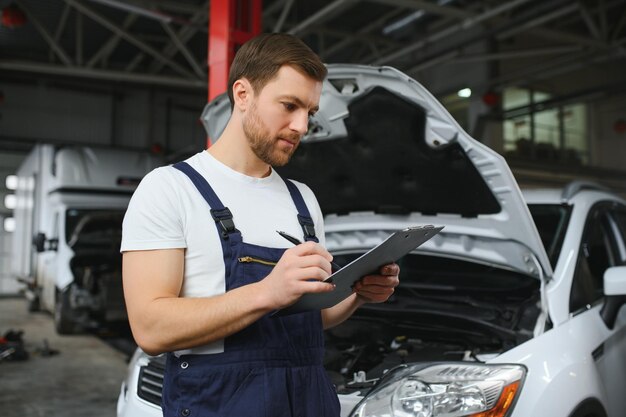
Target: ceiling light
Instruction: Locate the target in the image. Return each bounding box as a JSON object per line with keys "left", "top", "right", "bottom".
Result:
{"left": 4, "top": 194, "right": 16, "bottom": 210}
{"left": 458, "top": 88, "right": 472, "bottom": 98}
{"left": 5, "top": 175, "right": 17, "bottom": 190}
{"left": 383, "top": 10, "right": 425, "bottom": 35}
{"left": 4, "top": 217, "right": 15, "bottom": 233}
{"left": 383, "top": 0, "right": 456, "bottom": 35}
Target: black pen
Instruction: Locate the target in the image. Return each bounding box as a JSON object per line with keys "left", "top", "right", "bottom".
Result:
{"left": 276, "top": 230, "right": 341, "bottom": 275}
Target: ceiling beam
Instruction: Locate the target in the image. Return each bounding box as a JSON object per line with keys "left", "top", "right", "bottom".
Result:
{"left": 578, "top": 0, "right": 603, "bottom": 40}
{"left": 15, "top": 0, "right": 73, "bottom": 66}
{"left": 75, "top": 10, "right": 83, "bottom": 65}
{"left": 273, "top": 0, "right": 295, "bottom": 33}
{"left": 372, "top": 0, "right": 534, "bottom": 65}
{"left": 320, "top": 8, "right": 405, "bottom": 60}
{"left": 86, "top": 14, "right": 138, "bottom": 68}
{"left": 65, "top": 0, "right": 196, "bottom": 79}
{"left": 287, "top": 0, "right": 357, "bottom": 35}
{"left": 88, "top": 0, "right": 175, "bottom": 24}
{"left": 486, "top": 50, "right": 613, "bottom": 89}
{"left": 365, "top": 0, "right": 472, "bottom": 20}
{"left": 599, "top": 0, "right": 609, "bottom": 40}
{"left": 125, "top": 54, "right": 144, "bottom": 72}
{"left": 126, "top": 0, "right": 202, "bottom": 15}
{"left": 453, "top": 45, "right": 585, "bottom": 63}
{"left": 496, "top": 3, "right": 580, "bottom": 40}
{"left": 50, "top": 3, "right": 71, "bottom": 62}
{"left": 0, "top": 60, "right": 206, "bottom": 90}
{"left": 148, "top": 1, "right": 208, "bottom": 74}
{"left": 160, "top": 22, "right": 205, "bottom": 78}
{"left": 406, "top": 45, "right": 585, "bottom": 74}
{"left": 610, "top": 6, "right": 626, "bottom": 41}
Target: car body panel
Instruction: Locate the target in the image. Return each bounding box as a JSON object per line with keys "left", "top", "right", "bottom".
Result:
{"left": 202, "top": 64, "right": 552, "bottom": 281}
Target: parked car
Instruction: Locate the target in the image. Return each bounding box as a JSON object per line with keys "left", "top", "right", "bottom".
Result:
{"left": 117, "top": 65, "right": 626, "bottom": 417}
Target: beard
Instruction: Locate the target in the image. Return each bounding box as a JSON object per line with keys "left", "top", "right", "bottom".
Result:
{"left": 242, "top": 102, "right": 301, "bottom": 167}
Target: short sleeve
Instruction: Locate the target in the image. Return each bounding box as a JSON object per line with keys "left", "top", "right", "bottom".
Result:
{"left": 120, "top": 167, "right": 187, "bottom": 252}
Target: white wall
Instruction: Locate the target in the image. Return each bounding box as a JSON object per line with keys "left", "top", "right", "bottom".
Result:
{"left": 0, "top": 230, "right": 19, "bottom": 295}
{"left": 0, "top": 80, "right": 208, "bottom": 294}
{"left": 0, "top": 80, "right": 207, "bottom": 155}
{"left": 591, "top": 95, "right": 626, "bottom": 171}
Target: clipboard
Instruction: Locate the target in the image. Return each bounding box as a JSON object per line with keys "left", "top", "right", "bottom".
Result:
{"left": 274, "top": 225, "right": 443, "bottom": 316}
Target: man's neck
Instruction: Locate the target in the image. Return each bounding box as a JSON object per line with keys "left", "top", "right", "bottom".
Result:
{"left": 206, "top": 120, "right": 272, "bottom": 178}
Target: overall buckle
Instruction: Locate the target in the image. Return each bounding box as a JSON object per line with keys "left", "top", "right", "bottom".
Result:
{"left": 211, "top": 208, "right": 239, "bottom": 239}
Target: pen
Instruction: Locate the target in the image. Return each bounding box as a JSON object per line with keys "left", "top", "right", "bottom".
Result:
{"left": 276, "top": 230, "right": 341, "bottom": 275}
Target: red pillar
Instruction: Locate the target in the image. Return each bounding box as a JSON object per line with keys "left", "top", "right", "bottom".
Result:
{"left": 208, "top": 0, "right": 262, "bottom": 103}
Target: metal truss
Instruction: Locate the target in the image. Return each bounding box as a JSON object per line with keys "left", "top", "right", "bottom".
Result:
{"left": 0, "top": 0, "right": 625, "bottom": 92}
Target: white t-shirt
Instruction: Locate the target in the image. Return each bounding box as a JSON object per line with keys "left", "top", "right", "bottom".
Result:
{"left": 121, "top": 150, "right": 325, "bottom": 354}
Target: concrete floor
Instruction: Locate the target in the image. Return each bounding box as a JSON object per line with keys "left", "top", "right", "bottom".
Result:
{"left": 0, "top": 296, "right": 130, "bottom": 417}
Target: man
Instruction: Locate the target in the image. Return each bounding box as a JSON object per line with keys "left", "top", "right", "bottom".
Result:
{"left": 122, "top": 33, "right": 399, "bottom": 417}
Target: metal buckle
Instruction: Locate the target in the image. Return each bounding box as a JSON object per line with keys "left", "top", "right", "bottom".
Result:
{"left": 297, "top": 215, "right": 316, "bottom": 239}
{"left": 211, "top": 208, "right": 238, "bottom": 239}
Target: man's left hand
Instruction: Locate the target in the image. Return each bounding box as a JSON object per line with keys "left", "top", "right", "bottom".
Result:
{"left": 353, "top": 263, "right": 400, "bottom": 303}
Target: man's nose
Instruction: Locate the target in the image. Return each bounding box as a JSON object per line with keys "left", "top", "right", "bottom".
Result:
{"left": 289, "top": 111, "right": 309, "bottom": 135}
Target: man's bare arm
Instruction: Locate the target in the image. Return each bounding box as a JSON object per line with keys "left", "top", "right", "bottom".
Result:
{"left": 123, "top": 242, "right": 335, "bottom": 356}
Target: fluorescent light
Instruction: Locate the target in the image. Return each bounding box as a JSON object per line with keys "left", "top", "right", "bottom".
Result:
{"left": 383, "top": 10, "right": 425, "bottom": 34}
{"left": 5, "top": 175, "right": 17, "bottom": 190}
{"left": 4, "top": 217, "right": 15, "bottom": 233}
{"left": 383, "top": 0, "right": 456, "bottom": 34}
{"left": 4, "top": 194, "right": 16, "bottom": 210}
{"left": 457, "top": 88, "right": 472, "bottom": 98}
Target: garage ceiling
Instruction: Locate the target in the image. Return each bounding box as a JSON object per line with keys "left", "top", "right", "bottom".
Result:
{"left": 1, "top": 0, "right": 625, "bottom": 93}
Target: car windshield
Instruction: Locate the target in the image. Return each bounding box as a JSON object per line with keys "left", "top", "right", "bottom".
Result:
{"left": 527, "top": 203, "right": 572, "bottom": 268}
{"left": 65, "top": 209, "right": 125, "bottom": 248}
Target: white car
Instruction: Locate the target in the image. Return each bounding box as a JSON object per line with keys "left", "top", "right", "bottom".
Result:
{"left": 117, "top": 65, "right": 626, "bottom": 417}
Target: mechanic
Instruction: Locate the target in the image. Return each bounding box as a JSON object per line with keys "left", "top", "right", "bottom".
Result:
{"left": 121, "top": 33, "right": 400, "bottom": 417}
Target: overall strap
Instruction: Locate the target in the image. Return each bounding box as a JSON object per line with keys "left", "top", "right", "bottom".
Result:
{"left": 172, "top": 162, "right": 242, "bottom": 276}
{"left": 282, "top": 178, "right": 319, "bottom": 243}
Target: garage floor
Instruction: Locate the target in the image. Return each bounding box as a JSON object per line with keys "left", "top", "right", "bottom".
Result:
{"left": 0, "top": 296, "right": 130, "bottom": 417}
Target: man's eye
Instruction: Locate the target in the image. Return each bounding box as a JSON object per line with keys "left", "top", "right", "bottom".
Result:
{"left": 282, "top": 102, "right": 296, "bottom": 111}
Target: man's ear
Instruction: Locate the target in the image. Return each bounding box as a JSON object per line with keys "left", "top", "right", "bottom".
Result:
{"left": 232, "top": 79, "right": 253, "bottom": 111}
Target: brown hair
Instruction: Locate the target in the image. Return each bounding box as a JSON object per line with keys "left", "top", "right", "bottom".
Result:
{"left": 227, "top": 33, "right": 327, "bottom": 107}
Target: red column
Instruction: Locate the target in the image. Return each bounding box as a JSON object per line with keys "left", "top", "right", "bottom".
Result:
{"left": 208, "top": 0, "right": 262, "bottom": 103}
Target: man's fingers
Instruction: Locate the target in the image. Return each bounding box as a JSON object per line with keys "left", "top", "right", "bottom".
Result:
{"left": 380, "top": 263, "right": 400, "bottom": 275}
{"left": 304, "top": 280, "right": 336, "bottom": 293}
{"left": 289, "top": 241, "right": 333, "bottom": 262}
{"left": 359, "top": 275, "right": 399, "bottom": 287}
{"left": 353, "top": 281, "right": 396, "bottom": 293}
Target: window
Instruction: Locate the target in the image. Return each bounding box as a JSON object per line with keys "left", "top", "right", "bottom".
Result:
{"left": 527, "top": 204, "right": 572, "bottom": 268}
{"left": 65, "top": 209, "right": 124, "bottom": 249}
{"left": 502, "top": 88, "right": 588, "bottom": 165}
{"left": 570, "top": 206, "right": 619, "bottom": 313}
{"left": 609, "top": 208, "right": 626, "bottom": 263}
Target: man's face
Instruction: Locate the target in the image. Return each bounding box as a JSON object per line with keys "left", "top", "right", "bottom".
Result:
{"left": 242, "top": 65, "right": 322, "bottom": 167}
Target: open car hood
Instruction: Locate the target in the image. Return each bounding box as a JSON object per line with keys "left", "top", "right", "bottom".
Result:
{"left": 201, "top": 64, "right": 552, "bottom": 280}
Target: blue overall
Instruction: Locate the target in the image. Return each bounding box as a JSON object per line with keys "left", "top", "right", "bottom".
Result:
{"left": 161, "top": 162, "right": 341, "bottom": 417}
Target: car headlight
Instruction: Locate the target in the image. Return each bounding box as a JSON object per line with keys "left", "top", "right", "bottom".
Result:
{"left": 350, "top": 363, "right": 525, "bottom": 417}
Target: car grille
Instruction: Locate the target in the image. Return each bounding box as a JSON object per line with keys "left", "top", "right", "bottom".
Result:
{"left": 137, "top": 356, "right": 165, "bottom": 406}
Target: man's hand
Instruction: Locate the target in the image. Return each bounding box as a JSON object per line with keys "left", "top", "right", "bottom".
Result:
{"left": 353, "top": 263, "right": 400, "bottom": 303}
{"left": 258, "top": 241, "right": 336, "bottom": 310}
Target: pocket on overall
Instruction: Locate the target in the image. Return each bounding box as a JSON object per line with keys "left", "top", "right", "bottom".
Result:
{"left": 176, "top": 366, "right": 265, "bottom": 417}
{"left": 234, "top": 255, "right": 277, "bottom": 288}
{"left": 228, "top": 259, "right": 285, "bottom": 349}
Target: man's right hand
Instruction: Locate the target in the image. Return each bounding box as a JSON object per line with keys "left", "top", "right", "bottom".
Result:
{"left": 258, "top": 241, "right": 336, "bottom": 309}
